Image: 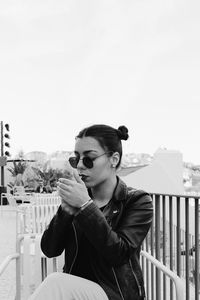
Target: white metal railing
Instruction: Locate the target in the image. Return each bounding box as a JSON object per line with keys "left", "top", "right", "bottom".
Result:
{"left": 141, "top": 250, "right": 184, "bottom": 300}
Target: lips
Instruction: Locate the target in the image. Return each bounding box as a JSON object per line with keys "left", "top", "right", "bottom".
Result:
{"left": 79, "top": 174, "right": 88, "bottom": 181}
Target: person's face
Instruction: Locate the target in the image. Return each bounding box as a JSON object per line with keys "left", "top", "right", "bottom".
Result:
{"left": 74, "top": 137, "right": 115, "bottom": 188}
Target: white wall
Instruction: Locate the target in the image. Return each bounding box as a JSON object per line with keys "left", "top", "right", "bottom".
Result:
{"left": 122, "top": 149, "right": 184, "bottom": 195}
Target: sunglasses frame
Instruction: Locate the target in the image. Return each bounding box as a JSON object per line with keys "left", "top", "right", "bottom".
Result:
{"left": 69, "top": 152, "right": 113, "bottom": 169}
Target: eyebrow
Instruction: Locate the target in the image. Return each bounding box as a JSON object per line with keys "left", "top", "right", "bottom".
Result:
{"left": 74, "top": 150, "right": 98, "bottom": 155}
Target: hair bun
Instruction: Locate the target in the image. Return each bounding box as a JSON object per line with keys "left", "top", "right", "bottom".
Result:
{"left": 117, "top": 126, "right": 129, "bottom": 141}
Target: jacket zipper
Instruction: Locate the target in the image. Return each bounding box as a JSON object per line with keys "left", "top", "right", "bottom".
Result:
{"left": 69, "top": 223, "right": 78, "bottom": 274}
{"left": 129, "top": 259, "right": 142, "bottom": 297}
{"left": 112, "top": 267, "right": 125, "bottom": 300}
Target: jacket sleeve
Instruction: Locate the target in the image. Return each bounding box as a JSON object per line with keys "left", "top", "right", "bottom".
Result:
{"left": 41, "top": 205, "right": 74, "bottom": 257}
{"left": 75, "top": 192, "right": 153, "bottom": 266}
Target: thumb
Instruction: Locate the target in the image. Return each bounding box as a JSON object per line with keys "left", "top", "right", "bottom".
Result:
{"left": 73, "top": 169, "right": 84, "bottom": 184}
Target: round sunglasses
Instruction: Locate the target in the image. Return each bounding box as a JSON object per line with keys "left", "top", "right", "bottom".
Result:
{"left": 69, "top": 152, "right": 112, "bottom": 169}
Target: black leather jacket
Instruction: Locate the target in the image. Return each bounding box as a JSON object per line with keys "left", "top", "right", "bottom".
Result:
{"left": 41, "top": 177, "right": 153, "bottom": 300}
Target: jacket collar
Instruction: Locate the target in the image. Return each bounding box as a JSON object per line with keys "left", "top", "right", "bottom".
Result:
{"left": 112, "top": 176, "right": 128, "bottom": 202}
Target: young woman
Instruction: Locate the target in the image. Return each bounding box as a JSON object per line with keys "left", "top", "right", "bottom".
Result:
{"left": 29, "top": 124, "right": 153, "bottom": 300}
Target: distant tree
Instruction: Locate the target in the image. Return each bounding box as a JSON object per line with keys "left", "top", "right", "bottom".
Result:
{"left": 32, "top": 163, "right": 75, "bottom": 190}
{"left": 32, "top": 165, "right": 55, "bottom": 187}
{"left": 7, "top": 160, "right": 28, "bottom": 187}
{"left": 7, "top": 150, "right": 35, "bottom": 191}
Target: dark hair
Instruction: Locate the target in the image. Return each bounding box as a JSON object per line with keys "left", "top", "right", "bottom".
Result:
{"left": 76, "top": 124, "right": 129, "bottom": 168}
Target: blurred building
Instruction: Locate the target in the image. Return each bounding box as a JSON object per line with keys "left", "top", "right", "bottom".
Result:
{"left": 121, "top": 148, "right": 184, "bottom": 195}
{"left": 25, "top": 151, "right": 48, "bottom": 165}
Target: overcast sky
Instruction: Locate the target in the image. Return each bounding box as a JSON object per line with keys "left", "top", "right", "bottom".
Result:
{"left": 1, "top": 0, "right": 199, "bottom": 164}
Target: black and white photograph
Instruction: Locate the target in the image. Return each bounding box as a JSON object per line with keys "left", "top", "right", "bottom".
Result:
{"left": 0, "top": 1, "right": 199, "bottom": 299}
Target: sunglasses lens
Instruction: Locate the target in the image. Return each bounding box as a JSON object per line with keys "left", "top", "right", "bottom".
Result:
{"left": 82, "top": 157, "right": 93, "bottom": 169}
{"left": 69, "top": 157, "right": 78, "bottom": 168}
{"left": 69, "top": 156, "right": 94, "bottom": 169}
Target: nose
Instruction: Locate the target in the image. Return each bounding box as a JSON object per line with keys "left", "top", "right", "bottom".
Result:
{"left": 76, "top": 158, "right": 85, "bottom": 170}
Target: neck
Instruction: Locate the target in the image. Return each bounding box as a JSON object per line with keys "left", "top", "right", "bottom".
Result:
{"left": 91, "top": 175, "right": 117, "bottom": 207}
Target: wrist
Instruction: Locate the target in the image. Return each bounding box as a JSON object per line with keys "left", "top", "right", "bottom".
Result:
{"left": 75, "top": 199, "right": 93, "bottom": 216}
{"left": 80, "top": 199, "right": 93, "bottom": 211}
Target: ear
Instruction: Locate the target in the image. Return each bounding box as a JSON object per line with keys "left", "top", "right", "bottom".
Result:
{"left": 110, "top": 152, "right": 120, "bottom": 168}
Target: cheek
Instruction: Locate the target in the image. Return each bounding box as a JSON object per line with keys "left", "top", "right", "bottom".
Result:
{"left": 94, "top": 164, "right": 111, "bottom": 179}
{"left": 85, "top": 166, "right": 111, "bottom": 188}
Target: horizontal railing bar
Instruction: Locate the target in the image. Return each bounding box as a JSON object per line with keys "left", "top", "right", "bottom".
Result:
{"left": 151, "top": 192, "right": 200, "bottom": 199}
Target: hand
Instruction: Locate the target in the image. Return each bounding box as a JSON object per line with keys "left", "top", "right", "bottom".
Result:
{"left": 57, "top": 169, "right": 90, "bottom": 209}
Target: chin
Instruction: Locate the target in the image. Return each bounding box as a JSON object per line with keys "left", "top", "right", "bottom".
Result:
{"left": 84, "top": 181, "right": 93, "bottom": 188}
{"left": 83, "top": 179, "right": 97, "bottom": 189}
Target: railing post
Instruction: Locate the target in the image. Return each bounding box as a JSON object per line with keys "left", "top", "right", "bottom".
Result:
{"left": 176, "top": 197, "right": 181, "bottom": 276}
{"left": 185, "top": 197, "right": 190, "bottom": 300}
{"left": 155, "top": 194, "right": 161, "bottom": 300}
{"left": 150, "top": 195, "right": 155, "bottom": 300}
{"left": 169, "top": 196, "right": 174, "bottom": 299}
{"left": 195, "top": 197, "right": 200, "bottom": 300}
{"left": 162, "top": 195, "right": 166, "bottom": 300}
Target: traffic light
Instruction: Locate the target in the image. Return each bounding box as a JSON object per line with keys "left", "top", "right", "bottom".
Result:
{"left": 5, "top": 124, "right": 9, "bottom": 131}
{"left": 0, "top": 121, "right": 11, "bottom": 162}
{"left": 4, "top": 123, "right": 11, "bottom": 157}
{"left": 0, "top": 121, "right": 11, "bottom": 191}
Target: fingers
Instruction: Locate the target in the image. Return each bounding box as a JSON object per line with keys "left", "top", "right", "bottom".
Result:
{"left": 58, "top": 187, "right": 68, "bottom": 199}
{"left": 58, "top": 178, "right": 73, "bottom": 185}
{"left": 72, "top": 169, "right": 84, "bottom": 184}
{"left": 58, "top": 172, "right": 83, "bottom": 186}
{"left": 58, "top": 182, "right": 71, "bottom": 193}
{"left": 65, "top": 170, "right": 74, "bottom": 180}
{"left": 57, "top": 178, "right": 74, "bottom": 199}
